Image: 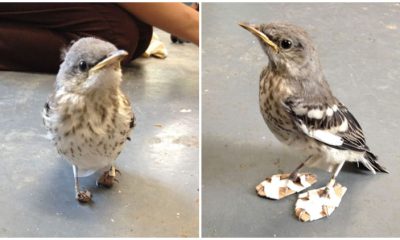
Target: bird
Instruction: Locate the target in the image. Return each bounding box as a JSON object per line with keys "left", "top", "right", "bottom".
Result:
{"left": 239, "top": 22, "right": 387, "bottom": 218}
{"left": 43, "top": 37, "right": 135, "bottom": 203}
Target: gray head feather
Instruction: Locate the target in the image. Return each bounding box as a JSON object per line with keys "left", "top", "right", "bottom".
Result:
{"left": 257, "top": 22, "right": 334, "bottom": 102}
{"left": 256, "top": 23, "right": 321, "bottom": 78}
{"left": 56, "top": 37, "right": 118, "bottom": 91}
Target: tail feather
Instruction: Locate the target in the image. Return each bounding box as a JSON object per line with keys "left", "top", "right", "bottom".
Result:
{"left": 361, "top": 151, "right": 389, "bottom": 173}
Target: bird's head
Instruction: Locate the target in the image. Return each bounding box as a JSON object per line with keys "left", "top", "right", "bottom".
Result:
{"left": 56, "top": 37, "right": 128, "bottom": 94}
{"left": 239, "top": 22, "right": 321, "bottom": 77}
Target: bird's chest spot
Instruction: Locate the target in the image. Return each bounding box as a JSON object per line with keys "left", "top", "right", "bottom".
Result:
{"left": 258, "top": 77, "right": 297, "bottom": 143}
{"left": 260, "top": 79, "right": 291, "bottom": 123}
{"left": 55, "top": 104, "right": 129, "bottom": 159}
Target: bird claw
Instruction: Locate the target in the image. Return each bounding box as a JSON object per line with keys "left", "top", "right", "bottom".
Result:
{"left": 96, "top": 169, "right": 120, "bottom": 188}
{"left": 295, "top": 182, "right": 347, "bottom": 222}
{"left": 76, "top": 190, "right": 92, "bottom": 203}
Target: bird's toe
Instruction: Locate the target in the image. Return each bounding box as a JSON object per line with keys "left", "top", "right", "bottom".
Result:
{"left": 76, "top": 190, "right": 92, "bottom": 203}
{"left": 97, "top": 171, "right": 119, "bottom": 188}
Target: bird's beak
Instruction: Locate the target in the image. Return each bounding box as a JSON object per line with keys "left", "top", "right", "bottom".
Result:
{"left": 239, "top": 22, "right": 279, "bottom": 53}
{"left": 89, "top": 50, "right": 128, "bottom": 74}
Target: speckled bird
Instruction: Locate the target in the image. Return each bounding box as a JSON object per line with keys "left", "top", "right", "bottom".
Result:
{"left": 239, "top": 22, "right": 387, "bottom": 191}
{"left": 43, "top": 37, "right": 135, "bottom": 203}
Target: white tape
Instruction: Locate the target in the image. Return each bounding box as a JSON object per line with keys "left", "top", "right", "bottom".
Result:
{"left": 260, "top": 173, "right": 316, "bottom": 199}
{"left": 261, "top": 175, "right": 288, "bottom": 199}
{"left": 295, "top": 184, "right": 347, "bottom": 221}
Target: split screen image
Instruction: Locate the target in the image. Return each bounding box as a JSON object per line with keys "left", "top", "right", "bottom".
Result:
{"left": 0, "top": 2, "right": 399, "bottom": 238}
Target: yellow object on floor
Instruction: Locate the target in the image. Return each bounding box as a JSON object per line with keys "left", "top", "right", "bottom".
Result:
{"left": 142, "top": 33, "right": 168, "bottom": 59}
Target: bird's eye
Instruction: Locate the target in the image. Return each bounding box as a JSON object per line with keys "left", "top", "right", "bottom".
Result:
{"left": 280, "top": 39, "right": 292, "bottom": 49}
{"left": 78, "top": 61, "right": 88, "bottom": 72}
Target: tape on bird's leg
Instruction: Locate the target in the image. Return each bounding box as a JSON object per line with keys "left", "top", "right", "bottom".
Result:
{"left": 109, "top": 165, "right": 116, "bottom": 177}
{"left": 295, "top": 182, "right": 347, "bottom": 222}
{"left": 256, "top": 173, "right": 317, "bottom": 200}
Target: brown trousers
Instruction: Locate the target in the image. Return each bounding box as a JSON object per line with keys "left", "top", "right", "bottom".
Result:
{"left": 0, "top": 3, "right": 153, "bottom": 73}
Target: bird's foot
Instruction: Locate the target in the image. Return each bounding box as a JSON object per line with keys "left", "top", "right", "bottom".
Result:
{"left": 288, "top": 172, "right": 300, "bottom": 182}
{"left": 96, "top": 168, "right": 121, "bottom": 188}
{"left": 295, "top": 182, "right": 347, "bottom": 222}
{"left": 256, "top": 173, "right": 317, "bottom": 200}
{"left": 76, "top": 190, "right": 92, "bottom": 203}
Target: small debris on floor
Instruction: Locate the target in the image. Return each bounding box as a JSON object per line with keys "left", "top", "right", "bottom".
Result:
{"left": 180, "top": 109, "right": 192, "bottom": 113}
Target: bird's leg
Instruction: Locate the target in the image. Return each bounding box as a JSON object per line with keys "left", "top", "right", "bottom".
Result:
{"left": 326, "top": 161, "right": 345, "bottom": 189}
{"left": 256, "top": 155, "right": 317, "bottom": 199}
{"left": 315, "top": 161, "right": 346, "bottom": 199}
{"left": 97, "top": 165, "right": 120, "bottom": 188}
{"left": 289, "top": 155, "right": 313, "bottom": 181}
{"left": 73, "top": 165, "right": 92, "bottom": 203}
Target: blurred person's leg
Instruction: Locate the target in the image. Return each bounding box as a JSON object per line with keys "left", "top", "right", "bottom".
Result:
{"left": 0, "top": 3, "right": 152, "bottom": 73}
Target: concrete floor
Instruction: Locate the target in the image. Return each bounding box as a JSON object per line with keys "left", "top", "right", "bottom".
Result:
{"left": 202, "top": 3, "right": 400, "bottom": 237}
{"left": 0, "top": 29, "right": 199, "bottom": 237}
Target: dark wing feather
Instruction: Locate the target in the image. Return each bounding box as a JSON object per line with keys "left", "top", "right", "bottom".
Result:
{"left": 130, "top": 115, "right": 136, "bottom": 129}
{"left": 42, "top": 93, "right": 55, "bottom": 127}
{"left": 337, "top": 104, "right": 369, "bottom": 152}
{"left": 283, "top": 98, "right": 368, "bottom": 152}
{"left": 284, "top": 97, "right": 388, "bottom": 173}
{"left": 44, "top": 102, "right": 50, "bottom": 117}
{"left": 127, "top": 113, "right": 135, "bottom": 141}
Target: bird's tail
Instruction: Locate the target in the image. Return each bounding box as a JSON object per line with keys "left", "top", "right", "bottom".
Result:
{"left": 359, "top": 151, "right": 389, "bottom": 174}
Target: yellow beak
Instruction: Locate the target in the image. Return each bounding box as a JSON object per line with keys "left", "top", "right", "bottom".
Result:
{"left": 89, "top": 50, "right": 128, "bottom": 74}
{"left": 239, "top": 23, "right": 279, "bottom": 53}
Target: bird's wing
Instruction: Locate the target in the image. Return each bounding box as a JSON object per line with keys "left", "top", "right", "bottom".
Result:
{"left": 127, "top": 107, "right": 135, "bottom": 141}
{"left": 42, "top": 94, "right": 55, "bottom": 127}
{"left": 283, "top": 97, "right": 369, "bottom": 152}
{"left": 42, "top": 94, "right": 58, "bottom": 143}
{"left": 44, "top": 101, "right": 51, "bottom": 116}
{"left": 130, "top": 113, "right": 136, "bottom": 129}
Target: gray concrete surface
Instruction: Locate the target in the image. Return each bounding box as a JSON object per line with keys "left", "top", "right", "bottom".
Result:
{"left": 202, "top": 3, "right": 400, "bottom": 237}
{"left": 0, "top": 29, "right": 199, "bottom": 237}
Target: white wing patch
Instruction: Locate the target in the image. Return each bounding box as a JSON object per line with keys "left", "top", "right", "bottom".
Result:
{"left": 337, "top": 118, "right": 348, "bottom": 132}
{"left": 307, "top": 109, "right": 324, "bottom": 119}
{"left": 305, "top": 104, "right": 338, "bottom": 119}
{"left": 326, "top": 107, "right": 334, "bottom": 117}
{"left": 297, "top": 120, "right": 344, "bottom": 146}
{"left": 292, "top": 105, "right": 308, "bottom": 115}
{"left": 312, "top": 130, "right": 344, "bottom": 146}
{"left": 286, "top": 99, "right": 355, "bottom": 147}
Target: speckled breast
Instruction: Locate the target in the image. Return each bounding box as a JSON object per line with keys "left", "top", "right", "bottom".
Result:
{"left": 55, "top": 113, "right": 129, "bottom": 171}
{"left": 47, "top": 92, "right": 133, "bottom": 173}
{"left": 259, "top": 70, "right": 298, "bottom": 145}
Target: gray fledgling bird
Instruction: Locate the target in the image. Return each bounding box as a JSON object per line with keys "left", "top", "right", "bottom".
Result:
{"left": 239, "top": 22, "right": 387, "bottom": 192}
{"left": 43, "top": 37, "right": 135, "bottom": 203}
